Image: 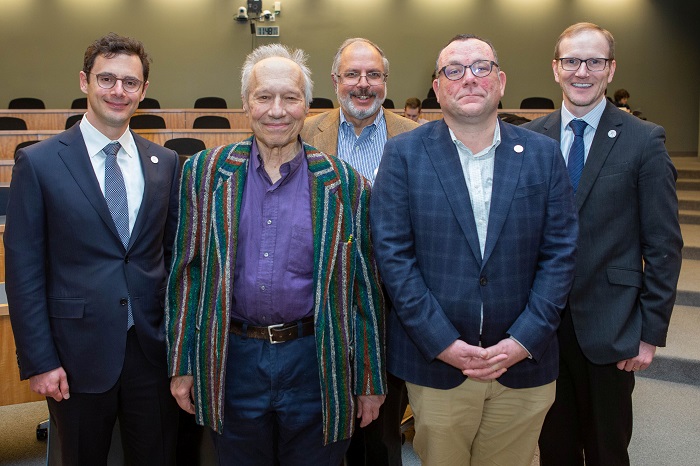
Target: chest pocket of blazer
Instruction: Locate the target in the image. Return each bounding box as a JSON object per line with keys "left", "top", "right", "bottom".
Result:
{"left": 598, "top": 162, "right": 629, "bottom": 178}
{"left": 607, "top": 267, "right": 643, "bottom": 288}
{"left": 48, "top": 298, "right": 86, "bottom": 319}
{"left": 514, "top": 182, "right": 546, "bottom": 199}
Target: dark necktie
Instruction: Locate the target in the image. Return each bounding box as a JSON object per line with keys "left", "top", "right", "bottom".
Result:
{"left": 567, "top": 119, "right": 587, "bottom": 193}
{"left": 103, "top": 142, "right": 134, "bottom": 328}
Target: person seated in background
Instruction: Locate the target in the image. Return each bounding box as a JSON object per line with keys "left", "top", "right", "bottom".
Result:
{"left": 614, "top": 88, "right": 631, "bottom": 112}
{"left": 403, "top": 97, "right": 429, "bottom": 125}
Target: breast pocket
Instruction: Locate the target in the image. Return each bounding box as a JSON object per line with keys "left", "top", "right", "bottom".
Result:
{"left": 47, "top": 298, "right": 86, "bottom": 319}
{"left": 286, "top": 226, "right": 314, "bottom": 276}
{"left": 513, "top": 182, "right": 546, "bottom": 199}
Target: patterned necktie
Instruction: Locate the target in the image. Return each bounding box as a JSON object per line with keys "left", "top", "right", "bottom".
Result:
{"left": 103, "top": 142, "right": 134, "bottom": 328}
{"left": 567, "top": 119, "right": 588, "bottom": 193}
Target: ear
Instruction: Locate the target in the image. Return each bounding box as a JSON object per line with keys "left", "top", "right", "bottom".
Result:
{"left": 498, "top": 70, "right": 507, "bottom": 97}
{"left": 79, "top": 71, "right": 89, "bottom": 95}
{"left": 552, "top": 59, "right": 561, "bottom": 84}
{"left": 432, "top": 78, "right": 439, "bottom": 100}
{"left": 607, "top": 59, "right": 617, "bottom": 84}
{"left": 139, "top": 81, "right": 149, "bottom": 102}
{"left": 331, "top": 73, "right": 339, "bottom": 93}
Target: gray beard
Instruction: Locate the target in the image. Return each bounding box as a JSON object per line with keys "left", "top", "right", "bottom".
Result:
{"left": 337, "top": 92, "right": 385, "bottom": 121}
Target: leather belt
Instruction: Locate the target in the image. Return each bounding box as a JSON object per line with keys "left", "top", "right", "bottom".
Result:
{"left": 229, "top": 315, "right": 315, "bottom": 344}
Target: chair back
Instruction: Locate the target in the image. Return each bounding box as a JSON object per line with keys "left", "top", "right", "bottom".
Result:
{"left": 0, "top": 117, "right": 28, "bottom": 130}
{"left": 421, "top": 97, "right": 440, "bottom": 109}
{"left": 138, "top": 97, "right": 161, "bottom": 109}
{"left": 309, "top": 97, "right": 334, "bottom": 109}
{"left": 164, "top": 137, "right": 206, "bottom": 156}
{"left": 15, "top": 140, "right": 40, "bottom": 160}
{"left": 71, "top": 98, "right": 88, "bottom": 109}
{"left": 9, "top": 97, "right": 45, "bottom": 109}
{"left": 383, "top": 98, "right": 395, "bottom": 109}
{"left": 520, "top": 97, "right": 555, "bottom": 109}
{"left": 65, "top": 114, "right": 83, "bottom": 129}
{"left": 130, "top": 114, "right": 166, "bottom": 129}
{"left": 194, "top": 97, "right": 228, "bottom": 109}
{"left": 192, "top": 115, "right": 231, "bottom": 129}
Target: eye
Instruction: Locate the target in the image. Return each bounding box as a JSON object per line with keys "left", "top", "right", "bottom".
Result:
{"left": 588, "top": 59, "right": 601, "bottom": 66}
{"left": 98, "top": 74, "right": 115, "bottom": 84}
{"left": 367, "top": 72, "right": 383, "bottom": 80}
{"left": 445, "top": 66, "right": 462, "bottom": 77}
{"left": 124, "top": 78, "right": 139, "bottom": 87}
{"left": 564, "top": 58, "right": 579, "bottom": 66}
{"left": 343, "top": 72, "right": 359, "bottom": 79}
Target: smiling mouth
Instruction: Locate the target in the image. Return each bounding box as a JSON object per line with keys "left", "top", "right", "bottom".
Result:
{"left": 572, "top": 83, "right": 593, "bottom": 88}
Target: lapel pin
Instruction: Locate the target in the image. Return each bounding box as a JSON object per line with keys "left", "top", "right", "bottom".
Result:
{"left": 608, "top": 130, "right": 617, "bottom": 138}
{"left": 514, "top": 144, "right": 524, "bottom": 153}
{"left": 150, "top": 156, "right": 159, "bottom": 164}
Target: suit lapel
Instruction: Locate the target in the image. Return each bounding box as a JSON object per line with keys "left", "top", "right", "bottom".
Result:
{"left": 314, "top": 109, "right": 341, "bottom": 155}
{"left": 575, "top": 102, "right": 622, "bottom": 210}
{"left": 425, "top": 121, "right": 482, "bottom": 264}
{"left": 57, "top": 125, "right": 124, "bottom": 244}
{"left": 482, "top": 122, "right": 524, "bottom": 266}
{"left": 128, "top": 134, "right": 155, "bottom": 250}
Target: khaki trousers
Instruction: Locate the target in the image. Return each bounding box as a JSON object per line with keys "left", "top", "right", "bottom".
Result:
{"left": 406, "top": 378, "right": 555, "bottom": 466}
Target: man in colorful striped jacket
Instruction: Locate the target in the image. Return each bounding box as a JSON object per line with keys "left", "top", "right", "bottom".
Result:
{"left": 166, "top": 43, "right": 386, "bottom": 465}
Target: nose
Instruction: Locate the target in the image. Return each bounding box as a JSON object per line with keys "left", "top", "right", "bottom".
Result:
{"left": 111, "top": 79, "right": 126, "bottom": 95}
{"left": 575, "top": 61, "right": 589, "bottom": 78}
{"left": 268, "top": 96, "right": 286, "bottom": 117}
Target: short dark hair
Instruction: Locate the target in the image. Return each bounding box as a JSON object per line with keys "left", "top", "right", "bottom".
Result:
{"left": 614, "top": 88, "right": 630, "bottom": 102}
{"left": 83, "top": 32, "right": 152, "bottom": 82}
{"left": 435, "top": 34, "right": 499, "bottom": 75}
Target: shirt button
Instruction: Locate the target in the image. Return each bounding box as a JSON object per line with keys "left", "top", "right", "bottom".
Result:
{"left": 267, "top": 219, "right": 272, "bottom": 225}
{"left": 260, "top": 285, "right": 266, "bottom": 291}
{"left": 263, "top": 252, "right": 269, "bottom": 258}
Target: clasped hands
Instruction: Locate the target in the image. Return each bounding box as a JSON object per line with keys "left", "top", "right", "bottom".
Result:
{"left": 436, "top": 338, "right": 528, "bottom": 381}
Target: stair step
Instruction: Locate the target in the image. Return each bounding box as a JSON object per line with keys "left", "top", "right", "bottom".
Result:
{"left": 676, "top": 258, "right": 700, "bottom": 307}
{"left": 677, "top": 169, "right": 700, "bottom": 180}
{"left": 680, "top": 210, "right": 700, "bottom": 225}
{"left": 677, "top": 179, "right": 700, "bottom": 190}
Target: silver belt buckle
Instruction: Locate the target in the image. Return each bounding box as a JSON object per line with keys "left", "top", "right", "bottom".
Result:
{"left": 267, "top": 323, "right": 285, "bottom": 344}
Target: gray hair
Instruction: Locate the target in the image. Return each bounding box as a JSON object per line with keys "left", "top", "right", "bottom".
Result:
{"left": 331, "top": 38, "right": 390, "bottom": 75}
{"left": 240, "top": 43, "right": 314, "bottom": 105}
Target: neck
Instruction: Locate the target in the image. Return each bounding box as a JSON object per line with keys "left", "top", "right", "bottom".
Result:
{"left": 344, "top": 109, "right": 380, "bottom": 136}
{"left": 257, "top": 139, "right": 301, "bottom": 183}
{"left": 445, "top": 115, "right": 497, "bottom": 154}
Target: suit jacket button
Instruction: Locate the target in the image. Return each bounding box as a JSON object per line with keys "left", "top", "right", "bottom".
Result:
{"left": 479, "top": 276, "right": 487, "bottom": 286}
{"left": 124, "top": 255, "right": 129, "bottom": 263}
{"left": 120, "top": 298, "right": 128, "bottom": 306}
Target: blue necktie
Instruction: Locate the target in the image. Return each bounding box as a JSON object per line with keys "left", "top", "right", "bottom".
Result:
{"left": 103, "top": 142, "right": 134, "bottom": 329}
{"left": 567, "top": 119, "right": 587, "bottom": 193}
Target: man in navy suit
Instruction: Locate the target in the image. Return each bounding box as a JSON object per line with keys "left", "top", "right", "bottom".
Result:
{"left": 370, "top": 34, "right": 578, "bottom": 465}
{"left": 5, "top": 33, "right": 179, "bottom": 465}
{"left": 524, "top": 23, "right": 683, "bottom": 466}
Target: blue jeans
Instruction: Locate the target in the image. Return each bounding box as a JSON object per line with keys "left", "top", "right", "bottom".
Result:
{"left": 211, "top": 332, "right": 350, "bottom": 466}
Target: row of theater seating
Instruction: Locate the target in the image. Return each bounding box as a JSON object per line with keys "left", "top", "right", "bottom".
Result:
{"left": 7, "top": 96, "right": 555, "bottom": 110}
{"left": 0, "top": 114, "right": 234, "bottom": 131}
{"left": 12, "top": 137, "right": 207, "bottom": 159}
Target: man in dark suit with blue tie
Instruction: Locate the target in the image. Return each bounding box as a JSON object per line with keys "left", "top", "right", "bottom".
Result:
{"left": 524, "top": 23, "right": 683, "bottom": 466}
{"left": 370, "top": 34, "right": 578, "bottom": 465}
{"left": 5, "top": 33, "right": 179, "bottom": 465}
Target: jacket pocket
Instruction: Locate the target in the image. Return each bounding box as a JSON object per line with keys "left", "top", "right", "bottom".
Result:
{"left": 47, "top": 298, "right": 86, "bottom": 319}
{"left": 514, "top": 182, "right": 546, "bottom": 199}
{"left": 606, "top": 267, "right": 642, "bottom": 288}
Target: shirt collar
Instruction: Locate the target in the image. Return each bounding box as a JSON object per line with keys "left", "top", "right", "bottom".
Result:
{"left": 80, "top": 115, "right": 138, "bottom": 160}
{"left": 560, "top": 97, "right": 607, "bottom": 132}
{"left": 251, "top": 137, "right": 306, "bottom": 184}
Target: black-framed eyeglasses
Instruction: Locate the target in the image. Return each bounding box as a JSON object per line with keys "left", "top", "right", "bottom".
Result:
{"left": 90, "top": 72, "right": 144, "bottom": 93}
{"left": 334, "top": 71, "right": 387, "bottom": 86}
{"left": 557, "top": 58, "right": 611, "bottom": 72}
{"left": 439, "top": 61, "right": 499, "bottom": 80}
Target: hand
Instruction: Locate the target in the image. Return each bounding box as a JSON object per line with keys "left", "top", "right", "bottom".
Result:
{"left": 464, "top": 338, "right": 528, "bottom": 381}
{"left": 436, "top": 340, "right": 506, "bottom": 373}
{"left": 170, "top": 375, "right": 195, "bottom": 414}
{"left": 29, "top": 367, "right": 70, "bottom": 402}
{"left": 616, "top": 341, "right": 657, "bottom": 372}
{"left": 356, "top": 394, "right": 386, "bottom": 428}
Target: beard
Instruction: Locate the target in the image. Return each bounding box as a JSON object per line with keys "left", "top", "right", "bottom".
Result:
{"left": 337, "top": 86, "right": 386, "bottom": 121}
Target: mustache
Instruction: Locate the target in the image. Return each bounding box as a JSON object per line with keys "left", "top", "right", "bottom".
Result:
{"left": 349, "top": 89, "right": 377, "bottom": 98}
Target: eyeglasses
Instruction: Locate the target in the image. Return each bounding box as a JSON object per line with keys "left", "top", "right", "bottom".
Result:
{"left": 439, "top": 61, "right": 499, "bottom": 80}
{"left": 90, "top": 73, "right": 144, "bottom": 93}
{"left": 557, "top": 58, "right": 611, "bottom": 72}
{"left": 334, "top": 71, "right": 387, "bottom": 86}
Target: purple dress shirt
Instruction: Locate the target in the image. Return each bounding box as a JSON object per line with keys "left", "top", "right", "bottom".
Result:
{"left": 231, "top": 139, "right": 314, "bottom": 326}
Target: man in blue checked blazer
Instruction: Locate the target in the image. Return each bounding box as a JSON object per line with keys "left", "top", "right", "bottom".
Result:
{"left": 370, "top": 34, "right": 578, "bottom": 466}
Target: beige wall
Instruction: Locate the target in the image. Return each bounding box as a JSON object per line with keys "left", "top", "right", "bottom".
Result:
{"left": 0, "top": 0, "right": 697, "bottom": 154}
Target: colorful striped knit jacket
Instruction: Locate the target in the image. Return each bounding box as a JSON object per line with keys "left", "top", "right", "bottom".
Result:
{"left": 166, "top": 137, "right": 386, "bottom": 444}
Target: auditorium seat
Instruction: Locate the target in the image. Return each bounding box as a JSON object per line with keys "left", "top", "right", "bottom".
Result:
{"left": 164, "top": 137, "right": 206, "bottom": 156}
{"left": 129, "top": 114, "right": 166, "bottom": 129}
{"left": 383, "top": 98, "right": 395, "bottom": 109}
{"left": 8, "top": 97, "right": 45, "bottom": 109}
{"left": 309, "top": 97, "right": 334, "bottom": 109}
{"left": 0, "top": 117, "right": 28, "bottom": 130}
{"left": 194, "top": 97, "right": 228, "bottom": 109}
{"left": 71, "top": 98, "right": 88, "bottom": 109}
{"left": 15, "top": 140, "right": 40, "bottom": 159}
{"left": 421, "top": 97, "right": 440, "bottom": 109}
{"left": 65, "top": 114, "right": 82, "bottom": 129}
{"left": 138, "top": 97, "right": 161, "bottom": 109}
{"left": 520, "top": 97, "right": 555, "bottom": 109}
{"left": 192, "top": 115, "right": 230, "bottom": 129}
